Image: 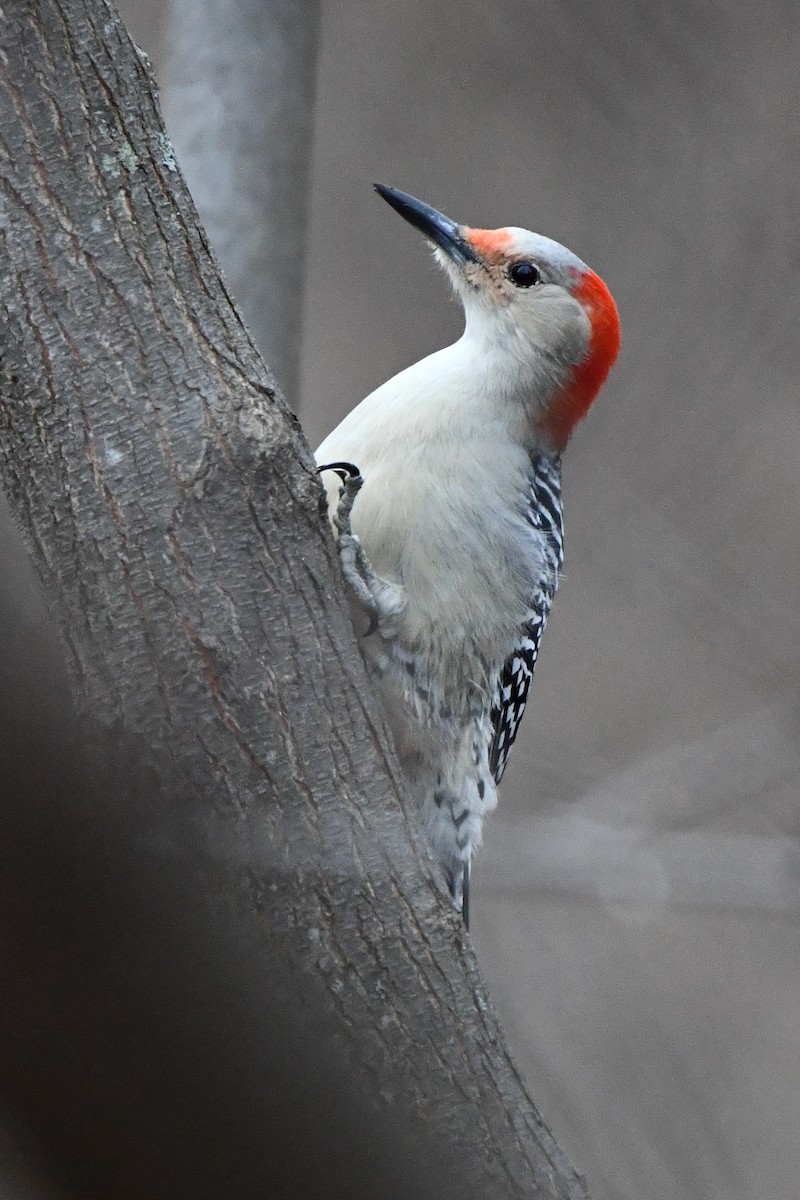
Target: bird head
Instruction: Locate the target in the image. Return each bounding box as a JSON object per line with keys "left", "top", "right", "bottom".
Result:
{"left": 374, "top": 184, "right": 621, "bottom": 450}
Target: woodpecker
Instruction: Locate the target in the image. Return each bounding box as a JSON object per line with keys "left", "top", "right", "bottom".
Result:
{"left": 317, "top": 185, "right": 620, "bottom": 926}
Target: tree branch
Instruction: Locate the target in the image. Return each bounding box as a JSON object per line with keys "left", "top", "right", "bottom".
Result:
{"left": 0, "top": 2, "right": 586, "bottom": 1197}
{"left": 161, "top": 0, "right": 321, "bottom": 397}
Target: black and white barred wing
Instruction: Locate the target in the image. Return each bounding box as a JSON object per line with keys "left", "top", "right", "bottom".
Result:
{"left": 489, "top": 455, "right": 564, "bottom": 784}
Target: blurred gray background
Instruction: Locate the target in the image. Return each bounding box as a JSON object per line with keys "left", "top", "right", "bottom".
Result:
{"left": 11, "top": 1, "right": 800, "bottom": 1197}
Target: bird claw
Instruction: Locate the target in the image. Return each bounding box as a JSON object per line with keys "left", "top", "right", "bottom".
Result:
{"left": 318, "top": 462, "right": 406, "bottom": 639}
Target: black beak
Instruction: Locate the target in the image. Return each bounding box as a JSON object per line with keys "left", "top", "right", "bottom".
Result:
{"left": 374, "top": 184, "right": 479, "bottom": 265}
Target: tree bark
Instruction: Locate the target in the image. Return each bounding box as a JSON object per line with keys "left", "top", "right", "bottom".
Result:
{"left": 0, "top": 2, "right": 586, "bottom": 1197}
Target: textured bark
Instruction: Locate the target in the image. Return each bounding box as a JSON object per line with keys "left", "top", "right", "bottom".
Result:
{"left": 0, "top": 2, "right": 585, "bottom": 1197}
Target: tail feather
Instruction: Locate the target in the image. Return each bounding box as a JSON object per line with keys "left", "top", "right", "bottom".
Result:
{"left": 445, "top": 860, "right": 471, "bottom": 930}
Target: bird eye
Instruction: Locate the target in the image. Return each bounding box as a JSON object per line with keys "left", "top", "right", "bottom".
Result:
{"left": 507, "top": 261, "right": 541, "bottom": 288}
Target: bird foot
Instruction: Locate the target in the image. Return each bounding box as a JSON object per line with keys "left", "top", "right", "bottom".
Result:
{"left": 318, "top": 462, "right": 406, "bottom": 639}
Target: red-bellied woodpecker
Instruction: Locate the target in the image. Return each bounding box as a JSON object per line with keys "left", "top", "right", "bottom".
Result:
{"left": 317, "top": 185, "right": 621, "bottom": 927}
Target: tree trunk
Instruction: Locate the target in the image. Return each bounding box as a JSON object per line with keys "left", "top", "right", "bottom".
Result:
{"left": 160, "top": 0, "right": 320, "bottom": 399}
{"left": 0, "top": 2, "right": 586, "bottom": 1197}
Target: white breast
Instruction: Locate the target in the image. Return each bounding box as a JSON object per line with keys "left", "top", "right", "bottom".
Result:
{"left": 316, "top": 340, "right": 551, "bottom": 697}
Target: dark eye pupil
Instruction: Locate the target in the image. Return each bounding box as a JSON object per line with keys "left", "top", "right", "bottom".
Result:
{"left": 508, "top": 262, "right": 540, "bottom": 287}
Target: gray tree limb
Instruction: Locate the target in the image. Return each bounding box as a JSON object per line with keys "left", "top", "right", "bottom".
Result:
{"left": 0, "top": 2, "right": 587, "bottom": 1197}
{"left": 161, "top": 0, "right": 320, "bottom": 398}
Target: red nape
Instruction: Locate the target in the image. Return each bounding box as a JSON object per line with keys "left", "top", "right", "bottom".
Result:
{"left": 537, "top": 269, "right": 621, "bottom": 450}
